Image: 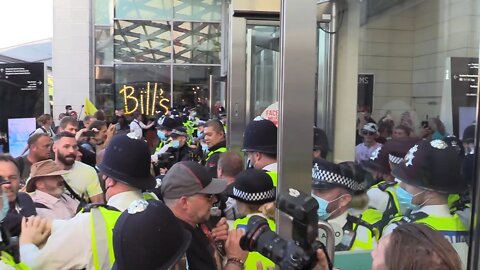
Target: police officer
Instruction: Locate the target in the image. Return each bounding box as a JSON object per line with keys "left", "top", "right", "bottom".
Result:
{"left": 383, "top": 139, "right": 469, "bottom": 244}
{"left": 29, "top": 135, "right": 156, "bottom": 270}
{"left": 203, "top": 119, "right": 227, "bottom": 178}
{"left": 227, "top": 169, "right": 276, "bottom": 269}
{"left": 311, "top": 158, "right": 378, "bottom": 251}
{"left": 155, "top": 117, "right": 177, "bottom": 152}
{"left": 243, "top": 120, "right": 277, "bottom": 186}
{"left": 361, "top": 138, "right": 419, "bottom": 230}
{"left": 112, "top": 199, "right": 191, "bottom": 270}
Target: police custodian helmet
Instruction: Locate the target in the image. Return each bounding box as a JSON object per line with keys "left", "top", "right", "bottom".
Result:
{"left": 97, "top": 135, "right": 156, "bottom": 190}
{"left": 392, "top": 139, "right": 466, "bottom": 193}
{"left": 242, "top": 119, "right": 277, "bottom": 154}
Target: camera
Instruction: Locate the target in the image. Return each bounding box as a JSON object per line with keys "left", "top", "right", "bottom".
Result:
{"left": 240, "top": 189, "right": 333, "bottom": 270}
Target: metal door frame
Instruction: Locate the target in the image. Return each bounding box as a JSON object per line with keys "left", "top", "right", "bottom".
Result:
{"left": 227, "top": 6, "right": 280, "bottom": 152}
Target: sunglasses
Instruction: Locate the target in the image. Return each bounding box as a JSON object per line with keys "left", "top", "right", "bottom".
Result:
{"left": 361, "top": 130, "right": 376, "bottom": 136}
{"left": 200, "top": 193, "right": 217, "bottom": 202}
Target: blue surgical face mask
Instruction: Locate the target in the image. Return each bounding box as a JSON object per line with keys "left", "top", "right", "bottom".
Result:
{"left": 157, "top": 130, "right": 166, "bottom": 140}
{"left": 0, "top": 195, "right": 9, "bottom": 221}
{"left": 311, "top": 193, "right": 333, "bottom": 220}
{"left": 197, "top": 130, "right": 204, "bottom": 138}
{"left": 396, "top": 186, "right": 414, "bottom": 212}
{"left": 171, "top": 140, "right": 180, "bottom": 149}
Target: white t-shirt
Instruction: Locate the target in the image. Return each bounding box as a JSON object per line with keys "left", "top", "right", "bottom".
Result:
{"left": 63, "top": 161, "right": 103, "bottom": 201}
{"left": 129, "top": 120, "right": 146, "bottom": 139}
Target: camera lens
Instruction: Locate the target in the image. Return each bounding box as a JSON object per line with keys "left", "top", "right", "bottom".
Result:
{"left": 240, "top": 215, "right": 289, "bottom": 265}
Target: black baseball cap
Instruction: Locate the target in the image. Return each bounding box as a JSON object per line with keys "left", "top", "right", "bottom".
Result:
{"left": 161, "top": 161, "right": 227, "bottom": 199}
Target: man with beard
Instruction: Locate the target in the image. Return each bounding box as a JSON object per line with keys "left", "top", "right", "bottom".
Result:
{"left": 53, "top": 132, "right": 104, "bottom": 205}
{"left": 15, "top": 133, "right": 53, "bottom": 185}
{"left": 26, "top": 160, "right": 79, "bottom": 220}
{"left": 0, "top": 154, "right": 36, "bottom": 236}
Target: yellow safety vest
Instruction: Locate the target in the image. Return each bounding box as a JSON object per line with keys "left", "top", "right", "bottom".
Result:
{"left": 388, "top": 212, "right": 469, "bottom": 244}
{"left": 90, "top": 207, "right": 122, "bottom": 270}
{"left": 89, "top": 195, "right": 158, "bottom": 270}
{"left": 206, "top": 147, "right": 227, "bottom": 160}
{"left": 367, "top": 181, "right": 402, "bottom": 234}
{"left": 339, "top": 214, "right": 380, "bottom": 251}
{"left": 234, "top": 215, "right": 276, "bottom": 270}
{"left": 0, "top": 251, "right": 29, "bottom": 270}
{"left": 265, "top": 171, "right": 277, "bottom": 187}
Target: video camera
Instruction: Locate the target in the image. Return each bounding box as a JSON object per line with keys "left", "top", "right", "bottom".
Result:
{"left": 240, "top": 189, "right": 333, "bottom": 270}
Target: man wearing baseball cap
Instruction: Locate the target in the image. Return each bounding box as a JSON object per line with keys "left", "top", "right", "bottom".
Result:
{"left": 29, "top": 135, "right": 156, "bottom": 270}
{"left": 383, "top": 140, "right": 469, "bottom": 244}
{"left": 161, "top": 161, "right": 228, "bottom": 270}
{"left": 26, "top": 160, "right": 79, "bottom": 220}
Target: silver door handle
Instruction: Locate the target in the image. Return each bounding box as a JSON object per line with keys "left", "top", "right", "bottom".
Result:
{"left": 318, "top": 220, "right": 335, "bottom": 263}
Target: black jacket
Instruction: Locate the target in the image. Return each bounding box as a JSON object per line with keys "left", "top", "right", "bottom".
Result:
{"left": 4, "top": 192, "right": 37, "bottom": 236}
{"left": 204, "top": 141, "right": 227, "bottom": 178}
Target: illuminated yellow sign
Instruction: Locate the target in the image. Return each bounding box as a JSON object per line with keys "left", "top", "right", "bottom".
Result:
{"left": 119, "top": 82, "right": 170, "bottom": 115}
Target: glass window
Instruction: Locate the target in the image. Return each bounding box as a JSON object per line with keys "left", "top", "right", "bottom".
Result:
{"left": 173, "top": 0, "right": 222, "bottom": 22}
{"left": 115, "top": 0, "right": 173, "bottom": 20}
{"left": 114, "top": 20, "right": 172, "bottom": 63}
{"left": 172, "top": 66, "right": 221, "bottom": 118}
{"left": 95, "top": 66, "right": 114, "bottom": 118}
{"left": 95, "top": 0, "right": 114, "bottom": 25}
{"left": 172, "top": 22, "right": 221, "bottom": 64}
{"left": 114, "top": 64, "right": 171, "bottom": 116}
{"left": 95, "top": 26, "right": 114, "bottom": 65}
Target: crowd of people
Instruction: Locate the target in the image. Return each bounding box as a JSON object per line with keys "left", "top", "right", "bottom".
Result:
{"left": 0, "top": 104, "right": 473, "bottom": 270}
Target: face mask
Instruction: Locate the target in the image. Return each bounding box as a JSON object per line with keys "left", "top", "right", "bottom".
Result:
{"left": 171, "top": 140, "right": 180, "bottom": 149}
{"left": 201, "top": 143, "right": 209, "bottom": 153}
{"left": 0, "top": 195, "right": 9, "bottom": 221}
{"left": 410, "top": 190, "right": 427, "bottom": 209}
{"left": 396, "top": 186, "right": 414, "bottom": 211}
{"left": 157, "top": 130, "right": 166, "bottom": 140}
{"left": 197, "top": 130, "right": 204, "bottom": 138}
{"left": 312, "top": 193, "right": 346, "bottom": 221}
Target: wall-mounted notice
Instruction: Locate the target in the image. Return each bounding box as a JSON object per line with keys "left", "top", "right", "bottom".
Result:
{"left": 449, "top": 57, "right": 478, "bottom": 136}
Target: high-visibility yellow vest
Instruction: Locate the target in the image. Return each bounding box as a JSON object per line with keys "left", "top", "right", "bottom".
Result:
{"left": 234, "top": 215, "right": 276, "bottom": 270}
{"left": 206, "top": 147, "right": 227, "bottom": 160}
{"left": 338, "top": 214, "right": 380, "bottom": 251}
{"left": 388, "top": 212, "right": 469, "bottom": 244}
{"left": 90, "top": 207, "right": 122, "bottom": 270}
{"left": 265, "top": 171, "right": 277, "bottom": 187}
{"left": 0, "top": 251, "right": 29, "bottom": 270}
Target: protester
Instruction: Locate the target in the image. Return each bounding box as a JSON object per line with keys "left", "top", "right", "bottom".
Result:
{"left": 15, "top": 133, "right": 52, "bottom": 185}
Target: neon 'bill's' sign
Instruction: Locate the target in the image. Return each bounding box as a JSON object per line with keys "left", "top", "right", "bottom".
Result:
{"left": 119, "top": 82, "right": 169, "bottom": 115}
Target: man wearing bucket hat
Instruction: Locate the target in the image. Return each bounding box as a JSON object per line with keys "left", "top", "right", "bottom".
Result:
{"left": 227, "top": 169, "right": 277, "bottom": 269}
{"left": 112, "top": 199, "right": 192, "bottom": 270}
{"left": 26, "top": 160, "right": 79, "bottom": 220}
{"left": 30, "top": 135, "right": 156, "bottom": 270}
{"left": 355, "top": 123, "right": 382, "bottom": 163}
{"left": 161, "top": 161, "right": 229, "bottom": 270}
{"left": 311, "top": 158, "right": 379, "bottom": 251}
{"left": 383, "top": 139, "right": 469, "bottom": 244}
{"left": 243, "top": 119, "right": 278, "bottom": 186}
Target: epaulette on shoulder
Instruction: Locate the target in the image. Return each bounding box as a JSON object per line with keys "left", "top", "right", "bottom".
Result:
{"left": 82, "top": 203, "right": 120, "bottom": 213}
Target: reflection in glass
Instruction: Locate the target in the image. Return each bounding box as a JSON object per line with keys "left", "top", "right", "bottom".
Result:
{"left": 95, "top": 0, "right": 114, "bottom": 25}
{"left": 173, "top": 0, "right": 222, "bottom": 21}
{"left": 247, "top": 25, "right": 280, "bottom": 119}
{"left": 173, "top": 22, "right": 221, "bottom": 64}
{"left": 173, "top": 66, "right": 221, "bottom": 119}
{"left": 114, "top": 20, "right": 172, "bottom": 63}
{"left": 95, "top": 26, "right": 114, "bottom": 65}
{"left": 115, "top": 0, "right": 173, "bottom": 20}
{"left": 95, "top": 66, "right": 114, "bottom": 119}
{"left": 115, "top": 65, "right": 171, "bottom": 116}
